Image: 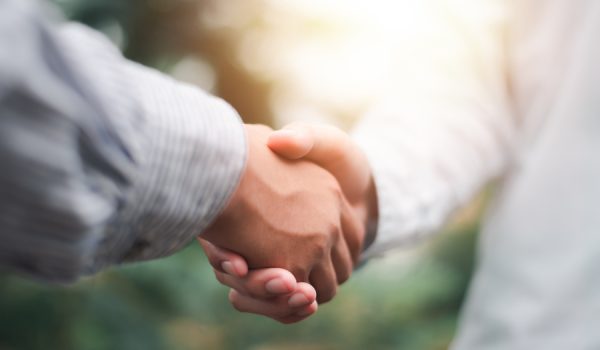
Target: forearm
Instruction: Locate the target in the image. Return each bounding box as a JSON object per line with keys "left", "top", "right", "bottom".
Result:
{"left": 354, "top": 97, "right": 514, "bottom": 259}
{"left": 354, "top": 1, "right": 516, "bottom": 259}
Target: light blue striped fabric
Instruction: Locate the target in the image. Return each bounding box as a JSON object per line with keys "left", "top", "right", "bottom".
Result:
{"left": 0, "top": 0, "right": 247, "bottom": 283}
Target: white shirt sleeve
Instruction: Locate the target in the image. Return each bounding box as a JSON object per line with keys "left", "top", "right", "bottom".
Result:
{"left": 354, "top": 0, "right": 517, "bottom": 259}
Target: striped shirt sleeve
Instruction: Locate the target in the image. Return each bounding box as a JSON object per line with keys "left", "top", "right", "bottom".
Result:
{"left": 0, "top": 0, "right": 246, "bottom": 283}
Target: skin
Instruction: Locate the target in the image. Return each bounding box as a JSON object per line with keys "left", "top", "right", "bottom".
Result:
{"left": 200, "top": 124, "right": 366, "bottom": 308}
{"left": 199, "top": 239, "right": 318, "bottom": 324}
{"left": 200, "top": 122, "right": 378, "bottom": 323}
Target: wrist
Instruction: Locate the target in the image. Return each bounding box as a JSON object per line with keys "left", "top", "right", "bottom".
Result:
{"left": 217, "top": 125, "right": 251, "bottom": 213}
{"left": 200, "top": 124, "right": 269, "bottom": 246}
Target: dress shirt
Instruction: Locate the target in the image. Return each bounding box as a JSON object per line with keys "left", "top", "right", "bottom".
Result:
{"left": 0, "top": 0, "right": 246, "bottom": 283}
{"left": 354, "top": 0, "right": 600, "bottom": 348}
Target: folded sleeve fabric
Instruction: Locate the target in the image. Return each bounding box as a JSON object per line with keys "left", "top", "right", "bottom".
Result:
{"left": 0, "top": 0, "right": 246, "bottom": 282}
{"left": 354, "top": 1, "right": 517, "bottom": 259}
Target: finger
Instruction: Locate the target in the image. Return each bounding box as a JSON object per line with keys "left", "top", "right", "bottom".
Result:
{"left": 340, "top": 197, "right": 366, "bottom": 264}
{"left": 331, "top": 235, "right": 353, "bottom": 285}
{"left": 198, "top": 238, "right": 248, "bottom": 277}
{"left": 287, "top": 282, "right": 317, "bottom": 308}
{"left": 266, "top": 126, "right": 314, "bottom": 160}
{"left": 214, "top": 268, "right": 297, "bottom": 298}
{"left": 228, "top": 289, "right": 315, "bottom": 319}
{"left": 225, "top": 282, "right": 316, "bottom": 318}
{"left": 274, "top": 301, "right": 318, "bottom": 324}
{"left": 309, "top": 260, "right": 338, "bottom": 304}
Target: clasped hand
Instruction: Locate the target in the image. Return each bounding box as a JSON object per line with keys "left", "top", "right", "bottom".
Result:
{"left": 199, "top": 123, "right": 377, "bottom": 324}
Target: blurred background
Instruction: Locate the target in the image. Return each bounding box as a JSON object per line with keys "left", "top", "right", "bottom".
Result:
{"left": 0, "top": 0, "right": 487, "bottom": 349}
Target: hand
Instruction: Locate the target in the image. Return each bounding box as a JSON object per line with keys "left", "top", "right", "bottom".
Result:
{"left": 201, "top": 122, "right": 378, "bottom": 323}
{"left": 268, "top": 122, "right": 378, "bottom": 233}
{"left": 199, "top": 239, "right": 319, "bottom": 324}
{"left": 201, "top": 124, "right": 366, "bottom": 304}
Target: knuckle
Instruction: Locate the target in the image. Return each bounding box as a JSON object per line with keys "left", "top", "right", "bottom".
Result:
{"left": 310, "top": 237, "right": 329, "bottom": 261}
{"left": 327, "top": 218, "right": 341, "bottom": 236}
{"left": 331, "top": 226, "right": 342, "bottom": 244}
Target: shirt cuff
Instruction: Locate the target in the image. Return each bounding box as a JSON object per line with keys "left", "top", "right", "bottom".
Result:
{"left": 352, "top": 134, "right": 418, "bottom": 261}
{"left": 352, "top": 118, "right": 456, "bottom": 262}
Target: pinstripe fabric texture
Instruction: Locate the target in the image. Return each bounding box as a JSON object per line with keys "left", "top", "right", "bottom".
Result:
{"left": 0, "top": 0, "right": 246, "bottom": 283}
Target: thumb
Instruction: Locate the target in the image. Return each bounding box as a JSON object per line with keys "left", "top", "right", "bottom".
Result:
{"left": 267, "top": 125, "right": 315, "bottom": 160}
{"left": 268, "top": 122, "right": 370, "bottom": 202}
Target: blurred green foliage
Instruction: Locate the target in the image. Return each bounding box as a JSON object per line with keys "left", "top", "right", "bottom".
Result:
{"left": 0, "top": 223, "right": 477, "bottom": 350}
{"left": 0, "top": 1, "right": 480, "bottom": 349}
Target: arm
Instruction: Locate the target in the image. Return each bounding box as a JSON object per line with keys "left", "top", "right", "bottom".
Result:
{"left": 1, "top": 0, "right": 361, "bottom": 298}
{"left": 0, "top": 0, "right": 246, "bottom": 282}
{"left": 354, "top": 1, "right": 516, "bottom": 258}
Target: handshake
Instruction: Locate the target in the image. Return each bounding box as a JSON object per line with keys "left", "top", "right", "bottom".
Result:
{"left": 198, "top": 123, "right": 378, "bottom": 324}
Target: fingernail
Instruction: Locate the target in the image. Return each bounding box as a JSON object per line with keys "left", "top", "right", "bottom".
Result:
{"left": 288, "top": 293, "right": 310, "bottom": 307}
{"left": 265, "top": 278, "right": 292, "bottom": 294}
{"left": 221, "top": 261, "right": 235, "bottom": 275}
